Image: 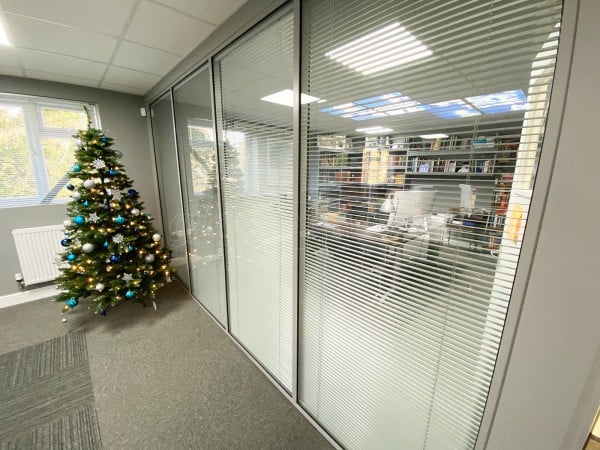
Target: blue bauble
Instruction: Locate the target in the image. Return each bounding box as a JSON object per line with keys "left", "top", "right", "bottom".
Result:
{"left": 110, "top": 254, "right": 120, "bottom": 263}
{"left": 66, "top": 297, "right": 78, "bottom": 308}
{"left": 114, "top": 215, "right": 125, "bottom": 225}
{"left": 125, "top": 289, "right": 135, "bottom": 299}
{"left": 127, "top": 189, "right": 138, "bottom": 197}
{"left": 66, "top": 183, "right": 75, "bottom": 191}
{"left": 72, "top": 164, "right": 81, "bottom": 172}
{"left": 100, "top": 136, "right": 109, "bottom": 144}
{"left": 142, "top": 271, "right": 149, "bottom": 278}
{"left": 103, "top": 205, "right": 110, "bottom": 211}
{"left": 73, "top": 215, "right": 85, "bottom": 225}
{"left": 83, "top": 200, "right": 89, "bottom": 207}
{"left": 103, "top": 241, "right": 109, "bottom": 248}
{"left": 109, "top": 169, "right": 117, "bottom": 176}
{"left": 61, "top": 238, "right": 71, "bottom": 247}
{"left": 127, "top": 245, "right": 134, "bottom": 252}
{"left": 67, "top": 253, "right": 76, "bottom": 261}
{"left": 99, "top": 309, "right": 106, "bottom": 316}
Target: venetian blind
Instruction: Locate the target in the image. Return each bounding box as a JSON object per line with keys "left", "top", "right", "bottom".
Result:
{"left": 213, "top": 6, "right": 294, "bottom": 390}
{"left": 298, "top": 0, "right": 563, "bottom": 448}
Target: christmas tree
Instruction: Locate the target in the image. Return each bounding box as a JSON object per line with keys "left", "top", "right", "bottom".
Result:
{"left": 56, "top": 113, "right": 172, "bottom": 315}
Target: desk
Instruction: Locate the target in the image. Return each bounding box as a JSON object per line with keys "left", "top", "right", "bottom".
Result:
{"left": 309, "top": 218, "right": 429, "bottom": 266}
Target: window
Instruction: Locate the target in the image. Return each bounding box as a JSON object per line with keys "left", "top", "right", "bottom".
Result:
{"left": 0, "top": 94, "right": 98, "bottom": 207}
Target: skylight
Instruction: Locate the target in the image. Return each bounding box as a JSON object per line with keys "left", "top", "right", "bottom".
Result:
{"left": 466, "top": 89, "right": 528, "bottom": 114}
{"left": 319, "top": 92, "right": 429, "bottom": 121}
{"left": 319, "top": 89, "right": 528, "bottom": 122}
{"left": 427, "top": 99, "right": 481, "bottom": 120}
{"left": 260, "top": 89, "right": 321, "bottom": 107}
{"left": 326, "top": 22, "right": 432, "bottom": 75}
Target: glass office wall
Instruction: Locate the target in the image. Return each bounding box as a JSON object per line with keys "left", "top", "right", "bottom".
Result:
{"left": 213, "top": 7, "right": 294, "bottom": 389}
{"left": 150, "top": 93, "right": 190, "bottom": 289}
{"left": 173, "top": 68, "right": 227, "bottom": 326}
{"left": 298, "top": 0, "right": 563, "bottom": 448}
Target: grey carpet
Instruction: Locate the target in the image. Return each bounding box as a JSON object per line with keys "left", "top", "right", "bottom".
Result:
{"left": 0, "top": 331, "right": 102, "bottom": 449}
{"left": 0, "top": 284, "right": 332, "bottom": 449}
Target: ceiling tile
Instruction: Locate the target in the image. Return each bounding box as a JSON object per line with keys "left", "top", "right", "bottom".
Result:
{"left": 154, "top": 0, "right": 247, "bottom": 26}
{"left": 103, "top": 66, "right": 160, "bottom": 91}
{"left": 113, "top": 41, "right": 180, "bottom": 76}
{"left": 24, "top": 69, "right": 100, "bottom": 88}
{"left": 124, "top": 1, "right": 214, "bottom": 56}
{"left": 0, "top": 46, "right": 21, "bottom": 68}
{"left": 0, "top": 66, "right": 24, "bottom": 77}
{"left": 99, "top": 82, "right": 147, "bottom": 96}
{"left": 18, "top": 49, "right": 107, "bottom": 80}
{"left": 6, "top": 13, "right": 117, "bottom": 63}
{"left": 1, "top": 0, "right": 136, "bottom": 37}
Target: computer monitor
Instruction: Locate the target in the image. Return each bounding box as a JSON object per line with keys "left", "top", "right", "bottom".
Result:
{"left": 387, "top": 190, "right": 437, "bottom": 228}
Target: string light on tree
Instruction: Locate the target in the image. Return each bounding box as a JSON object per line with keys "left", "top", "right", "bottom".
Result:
{"left": 55, "top": 108, "right": 173, "bottom": 316}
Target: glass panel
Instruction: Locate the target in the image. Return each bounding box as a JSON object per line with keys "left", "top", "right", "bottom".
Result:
{"left": 299, "top": 0, "right": 563, "bottom": 448}
{"left": 213, "top": 7, "right": 294, "bottom": 389}
{"left": 173, "top": 68, "right": 227, "bottom": 325}
{"left": 0, "top": 104, "right": 36, "bottom": 199}
{"left": 150, "top": 93, "right": 191, "bottom": 289}
{"left": 41, "top": 107, "right": 88, "bottom": 129}
{"left": 41, "top": 136, "right": 77, "bottom": 200}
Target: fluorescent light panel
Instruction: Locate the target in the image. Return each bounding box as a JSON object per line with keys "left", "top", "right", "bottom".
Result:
{"left": 326, "top": 22, "right": 432, "bottom": 75}
{"left": 0, "top": 14, "right": 10, "bottom": 46}
{"left": 260, "top": 89, "right": 320, "bottom": 107}
{"left": 420, "top": 133, "right": 448, "bottom": 139}
{"left": 356, "top": 126, "right": 393, "bottom": 134}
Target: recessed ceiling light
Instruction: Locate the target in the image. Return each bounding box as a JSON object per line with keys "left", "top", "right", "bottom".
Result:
{"left": 260, "top": 89, "right": 320, "bottom": 107}
{"left": 326, "top": 22, "right": 432, "bottom": 75}
{"left": 0, "top": 14, "right": 11, "bottom": 46}
{"left": 419, "top": 133, "right": 449, "bottom": 139}
{"left": 356, "top": 126, "right": 393, "bottom": 134}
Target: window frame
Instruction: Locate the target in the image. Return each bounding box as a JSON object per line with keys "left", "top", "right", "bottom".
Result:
{"left": 0, "top": 93, "right": 99, "bottom": 208}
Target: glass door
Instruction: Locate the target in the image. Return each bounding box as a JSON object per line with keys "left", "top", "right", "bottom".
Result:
{"left": 213, "top": 6, "right": 294, "bottom": 390}
{"left": 173, "top": 67, "right": 227, "bottom": 326}
{"left": 150, "top": 93, "right": 190, "bottom": 289}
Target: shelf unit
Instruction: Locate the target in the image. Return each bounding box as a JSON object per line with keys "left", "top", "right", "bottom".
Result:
{"left": 314, "top": 133, "right": 517, "bottom": 227}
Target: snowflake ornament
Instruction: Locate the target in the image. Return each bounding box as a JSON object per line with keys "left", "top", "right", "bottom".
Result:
{"left": 112, "top": 191, "right": 123, "bottom": 201}
{"left": 112, "top": 233, "right": 124, "bottom": 244}
{"left": 122, "top": 273, "right": 133, "bottom": 282}
{"left": 92, "top": 158, "right": 106, "bottom": 169}
{"left": 88, "top": 213, "right": 100, "bottom": 223}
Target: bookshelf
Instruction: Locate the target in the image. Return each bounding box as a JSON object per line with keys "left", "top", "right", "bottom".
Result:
{"left": 314, "top": 133, "right": 517, "bottom": 226}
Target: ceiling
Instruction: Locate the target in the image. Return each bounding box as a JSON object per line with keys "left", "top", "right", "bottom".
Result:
{"left": 0, "top": 0, "right": 247, "bottom": 95}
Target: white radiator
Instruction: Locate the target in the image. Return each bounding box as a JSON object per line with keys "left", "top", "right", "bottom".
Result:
{"left": 12, "top": 225, "right": 63, "bottom": 286}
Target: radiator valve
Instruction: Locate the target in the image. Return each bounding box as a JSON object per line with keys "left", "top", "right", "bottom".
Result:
{"left": 14, "top": 273, "right": 25, "bottom": 288}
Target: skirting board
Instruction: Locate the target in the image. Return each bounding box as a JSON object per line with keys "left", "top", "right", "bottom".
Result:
{"left": 0, "top": 284, "right": 59, "bottom": 309}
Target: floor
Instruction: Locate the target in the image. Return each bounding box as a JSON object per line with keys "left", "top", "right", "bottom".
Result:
{"left": 0, "top": 282, "right": 332, "bottom": 449}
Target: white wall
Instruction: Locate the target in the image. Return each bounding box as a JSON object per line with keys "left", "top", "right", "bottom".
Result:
{"left": 485, "top": 0, "right": 600, "bottom": 448}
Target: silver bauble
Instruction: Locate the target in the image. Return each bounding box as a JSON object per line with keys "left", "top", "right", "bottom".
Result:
{"left": 83, "top": 179, "right": 96, "bottom": 189}
{"left": 72, "top": 191, "right": 81, "bottom": 199}
{"left": 152, "top": 233, "right": 161, "bottom": 242}
{"left": 95, "top": 283, "right": 105, "bottom": 292}
{"left": 82, "top": 243, "right": 95, "bottom": 253}
{"left": 145, "top": 254, "right": 155, "bottom": 263}
{"left": 131, "top": 208, "right": 140, "bottom": 216}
